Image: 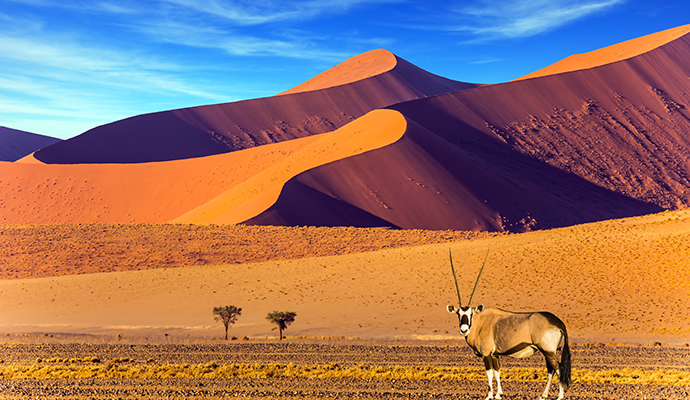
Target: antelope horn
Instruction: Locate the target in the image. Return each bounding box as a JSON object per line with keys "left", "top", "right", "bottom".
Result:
{"left": 449, "top": 248, "right": 462, "bottom": 307}
{"left": 468, "top": 246, "right": 490, "bottom": 306}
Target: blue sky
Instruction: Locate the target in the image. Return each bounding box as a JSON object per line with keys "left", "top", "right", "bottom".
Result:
{"left": 2, "top": 0, "right": 688, "bottom": 139}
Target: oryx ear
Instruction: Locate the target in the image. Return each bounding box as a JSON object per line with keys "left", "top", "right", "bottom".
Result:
{"left": 475, "top": 304, "right": 485, "bottom": 312}
{"left": 447, "top": 305, "right": 458, "bottom": 314}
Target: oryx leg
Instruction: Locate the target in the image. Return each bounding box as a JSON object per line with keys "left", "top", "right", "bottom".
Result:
{"left": 483, "top": 356, "right": 503, "bottom": 400}
{"left": 540, "top": 351, "right": 560, "bottom": 400}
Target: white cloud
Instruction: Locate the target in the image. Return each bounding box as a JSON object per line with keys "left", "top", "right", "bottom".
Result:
{"left": 453, "top": 0, "right": 625, "bottom": 39}
{"left": 128, "top": 19, "right": 347, "bottom": 61}
{"left": 160, "top": 0, "right": 396, "bottom": 25}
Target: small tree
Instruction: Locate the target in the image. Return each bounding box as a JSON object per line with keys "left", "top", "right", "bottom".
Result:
{"left": 266, "top": 311, "right": 297, "bottom": 340}
{"left": 213, "top": 305, "right": 242, "bottom": 340}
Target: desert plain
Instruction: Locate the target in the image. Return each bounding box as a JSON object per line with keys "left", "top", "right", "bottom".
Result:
{"left": 1, "top": 210, "right": 690, "bottom": 399}
{"left": 3, "top": 25, "right": 690, "bottom": 399}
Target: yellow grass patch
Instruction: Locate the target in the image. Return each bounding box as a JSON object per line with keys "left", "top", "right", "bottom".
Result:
{"left": 1, "top": 362, "right": 688, "bottom": 385}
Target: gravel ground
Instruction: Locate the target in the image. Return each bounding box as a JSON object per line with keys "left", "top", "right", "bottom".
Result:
{"left": 1, "top": 340, "right": 689, "bottom": 399}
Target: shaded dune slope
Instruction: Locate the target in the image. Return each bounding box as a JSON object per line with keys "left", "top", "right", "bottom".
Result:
{"left": 245, "top": 117, "right": 661, "bottom": 231}
{"left": 32, "top": 50, "right": 475, "bottom": 164}
{"left": 0, "top": 127, "right": 61, "bottom": 162}
{"left": 384, "top": 30, "right": 690, "bottom": 219}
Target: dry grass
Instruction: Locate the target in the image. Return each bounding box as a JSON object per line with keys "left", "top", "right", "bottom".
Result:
{"left": 2, "top": 362, "right": 689, "bottom": 385}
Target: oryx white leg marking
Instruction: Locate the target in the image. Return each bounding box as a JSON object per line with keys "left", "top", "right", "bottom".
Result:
{"left": 557, "top": 370, "right": 565, "bottom": 400}
{"left": 541, "top": 371, "right": 555, "bottom": 399}
{"left": 485, "top": 368, "right": 495, "bottom": 400}
{"left": 494, "top": 369, "right": 503, "bottom": 399}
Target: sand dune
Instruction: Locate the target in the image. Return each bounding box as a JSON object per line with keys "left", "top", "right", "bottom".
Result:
{"left": 172, "top": 110, "right": 406, "bottom": 225}
{"left": 246, "top": 115, "right": 660, "bottom": 231}
{"left": 0, "top": 110, "right": 405, "bottom": 225}
{"left": 32, "top": 52, "right": 475, "bottom": 164}
{"left": 385, "top": 28, "right": 690, "bottom": 228}
{"left": 516, "top": 24, "right": 690, "bottom": 81}
{"left": 0, "top": 126, "right": 60, "bottom": 162}
{"left": 236, "top": 30, "right": 690, "bottom": 230}
{"left": 0, "top": 135, "right": 321, "bottom": 224}
{"left": 3, "top": 26, "right": 690, "bottom": 232}
{"left": 1, "top": 210, "right": 688, "bottom": 342}
{"left": 278, "top": 49, "right": 397, "bottom": 95}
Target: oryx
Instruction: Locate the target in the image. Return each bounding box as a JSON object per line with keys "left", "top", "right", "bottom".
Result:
{"left": 446, "top": 249, "right": 571, "bottom": 400}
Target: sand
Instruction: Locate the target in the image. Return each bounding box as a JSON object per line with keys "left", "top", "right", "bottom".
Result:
{"left": 388, "top": 26, "right": 690, "bottom": 226}
{"left": 0, "top": 134, "right": 322, "bottom": 224}
{"left": 1, "top": 210, "right": 689, "bottom": 343}
{"left": 0, "top": 110, "right": 406, "bottom": 225}
{"left": 278, "top": 49, "right": 398, "bottom": 95}
{"left": 172, "top": 109, "right": 406, "bottom": 224}
{"left": 515, "top": 24, "right": 690, "bottom": 81}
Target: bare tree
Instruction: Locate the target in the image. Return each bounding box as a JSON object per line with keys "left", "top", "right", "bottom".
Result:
{"left": 266, "top": 311, "right": 296, "bottom": 340}
{"left": 213, "top": 305, "right": 242, "bottom": 340}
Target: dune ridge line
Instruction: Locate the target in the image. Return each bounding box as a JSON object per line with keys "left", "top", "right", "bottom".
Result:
{"left": 515, "top": 24, "right": 690, "bottom": 81}
{"left": 278, "top": 49, "right": 398, "bottom": 95}
{"left": 170, "top": 109, "right": 407, "bottom": 224}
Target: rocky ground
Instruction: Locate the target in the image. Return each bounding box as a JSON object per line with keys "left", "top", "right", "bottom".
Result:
{"left": 1, "top": 338, "right": 688, "bottom": 399}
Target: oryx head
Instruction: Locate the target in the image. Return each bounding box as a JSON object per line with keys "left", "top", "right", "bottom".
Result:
{"left": 446, "top": 247, "right": 489, "bottom": 337}
{"left": 447, "top": 304, "right": 484, "bottom": 336}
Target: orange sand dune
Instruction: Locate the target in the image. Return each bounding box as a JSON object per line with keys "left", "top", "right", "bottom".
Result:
{"left": 248, "top": 26, "right": 690, "bottom": 231}
{"left": 33, "top": 53, "right": 474, "bottom": 164}
{"left": 385, "top": 27, "right": 690, "bottom": 227}
{"left": 1, "top": 210, "right": 689, "bottom": 342}
{"left": 0, "top": 110, "right": 405, "bottom": 225}
{"left": 278, "top": 49, "right": 397, "bottom": 95}
{"left": 516, "top": 24, "right": 690, "bottom": 80}
{"left": 172, "top": 109, "right": 406, "bottom": 225}
{"left": 5, "top": 27, "right": 690, "bottom": 232}
{"left": 0, "top": 135, "right": 320, "bottom": 224}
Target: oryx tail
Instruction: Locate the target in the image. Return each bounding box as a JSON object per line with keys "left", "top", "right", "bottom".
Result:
{"left": 559, "top": 324, "right": 571, "bottom": 391}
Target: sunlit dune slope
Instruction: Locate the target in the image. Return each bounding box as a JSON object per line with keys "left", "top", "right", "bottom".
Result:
{"left": 387, "top": 28, "right": 690, "bottom": 227}
{"left": 515, "top": 24, "right": 690, "bottom": 81}
{"left": 32, "top": 51, "right": 475, "bottom": 164}
{"left": 1, "top": 210, "right": 688, "bottom": 341}
{"left": 172, "top": 109, "right": 406, "bottom": 225}
{"left": 278, "top": 49, "right": 397, "bottom": 95}
{"left": 0, "top": 110, "right": 406, "bottom": 225}
{"left": 0, "top": 126, "right": 60, "bottom": 162}
{"left": 279, "top": 49, "right": 469, "bottom": 96}
{"left": 0, "top": 135, "right": 321, "bottom": 224}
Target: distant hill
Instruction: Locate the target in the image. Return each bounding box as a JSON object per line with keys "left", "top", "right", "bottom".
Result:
{"left": 0, "top": 127, "right": 61, "bottom": 162}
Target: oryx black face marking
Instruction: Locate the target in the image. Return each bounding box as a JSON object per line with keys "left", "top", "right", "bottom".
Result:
{"left": 459, "top": 313, "right": 469, "bottom": 326}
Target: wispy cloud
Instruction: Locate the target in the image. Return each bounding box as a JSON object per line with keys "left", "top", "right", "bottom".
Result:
{"left": 452, "top": 0, "right": 625, "bottom": 40}
{"left": 128, "top": 19, "right": 347, "bottom": 61}
{"left": 160, "top": 0, "right": 397, "bottom": 25}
